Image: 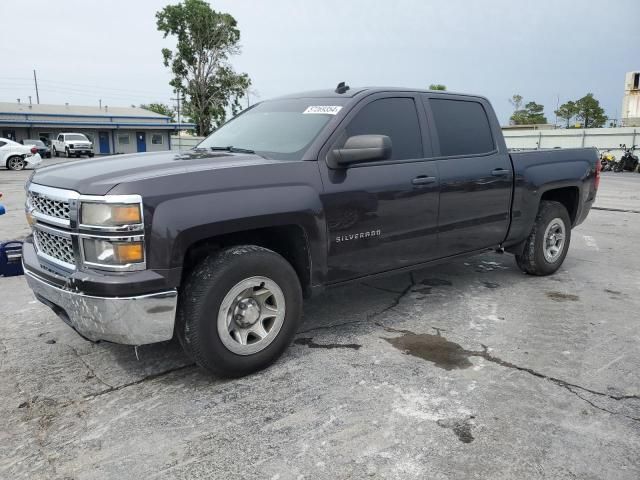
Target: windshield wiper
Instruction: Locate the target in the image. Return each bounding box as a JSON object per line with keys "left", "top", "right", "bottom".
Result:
{"left": 209, "top": 146, "right": 255, "bottom": 154}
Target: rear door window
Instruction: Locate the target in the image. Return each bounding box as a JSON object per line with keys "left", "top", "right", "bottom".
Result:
{"left": 428, "top": 98, "right": 495, "bottom": 156}
{"left": 344, "top": 97, "right": 423, "bottom": 160}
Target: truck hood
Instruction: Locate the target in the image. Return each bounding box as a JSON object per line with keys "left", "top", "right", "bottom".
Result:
{"left": 30, "top": 150, "right": 284, "bottom": 195}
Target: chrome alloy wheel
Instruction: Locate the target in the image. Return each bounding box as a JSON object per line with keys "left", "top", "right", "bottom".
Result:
{"left": 217, "top": 276, "right": 286, "bottom": 355}
{"left": 8, "top": 157, "right": 25, "bottom": 170}
{"left": 543, "top": 217, "right": 566, "bottom": 263}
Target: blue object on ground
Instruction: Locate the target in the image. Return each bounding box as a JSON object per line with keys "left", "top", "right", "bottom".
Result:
{"left": 0, "top": 241, "right": 24, "bottom": 277}
{"left": 0, "top": 204, "right": 5, "bottom": 215}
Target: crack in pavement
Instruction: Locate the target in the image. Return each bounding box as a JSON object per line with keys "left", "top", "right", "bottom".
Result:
{"left": 379, "top": 323, "right": 640, "bottom": 423}
{"left": 297, "top": 274, "right": 415, "bottom": 335}
{"left": 298, "top": 274, "right": 639, "bottom": 423}
{"left": 83, "top": 363, "right": 196, "bottom": 400}
{"left": 592, "top": 206, "right": 640, "bottom": 214}
{"left": 62, "top": 343, "right": 115, "bottom": 390}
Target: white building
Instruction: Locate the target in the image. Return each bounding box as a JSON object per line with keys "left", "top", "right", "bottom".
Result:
{"left": 0, "top": 102, "right": 195, "bottom": 154}
{"left": 621, "top": 71, "right": 640, "bottom": 127}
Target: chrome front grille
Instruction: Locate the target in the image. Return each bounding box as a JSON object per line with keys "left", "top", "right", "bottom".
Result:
{"left": 33, "top": 229, "right": 75, "bottom": 267}
{"left": 28, "top": 191, "right": 70, "bottom": 221}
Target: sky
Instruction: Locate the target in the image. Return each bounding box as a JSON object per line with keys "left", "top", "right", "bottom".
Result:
{"left": 1, "top": 0, "right": 638, "bottom": 125}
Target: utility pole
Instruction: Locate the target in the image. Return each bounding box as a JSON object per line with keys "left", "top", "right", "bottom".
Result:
{"left": 99, "top": 99, "right": 102, "bottom": 109}
{"left": 33, "top": 70, "right": 40, "bottom": 104}
{"left": 171, "top": 91, "right": 186, "bottom": 150}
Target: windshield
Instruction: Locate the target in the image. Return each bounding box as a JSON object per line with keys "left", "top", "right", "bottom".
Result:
{"left": 197, "top": 98, "right": 347, "bottom": 160}
{"left": 66, "top": 134, "right": 89, "bottom": 141}
{"left": 25, "top": 140, "right": 45, "bottom": 146}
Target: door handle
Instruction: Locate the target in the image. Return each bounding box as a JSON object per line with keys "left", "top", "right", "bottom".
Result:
{"left": 412, "top": 175, "right": 436, "bottom": 185}
{"left": 491, "top": 168, "right": 510, "bottom": 177}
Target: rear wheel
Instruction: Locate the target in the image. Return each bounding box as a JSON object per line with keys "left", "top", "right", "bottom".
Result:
{"left": 177, "top": 245, "right": 303, "bottom": 377}
{"left": 6, "top": 156, "right": 25, "bottom": 171}
{"left": 53, "top": 147, "right": 59, "bottom": 157}
{"left": 515, "top": 200, "right": 571, "bottom": 276}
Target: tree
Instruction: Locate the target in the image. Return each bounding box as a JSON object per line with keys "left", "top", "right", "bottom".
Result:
{"left": 429, "top": 84, "right": 447, "bottom": 91}
{"left": 156, "top": 0, "right": 251, "bottom": 136}
{"left": 522, "top": 101, "right": 547, "bottom": 124}
{"left": 509, "top": 94, "right": 523, "bottom": 112}
{"left": 554, "top": 101, "right": 578, "bottom": 128}
{"left": 140, "top": 103, "right": 175, "bottom": 121}
{"left": 510, "top": 99, "right": 547, "bottom": 125}
{"left": 574, "top": 93, "right": 607, "bottom": 128}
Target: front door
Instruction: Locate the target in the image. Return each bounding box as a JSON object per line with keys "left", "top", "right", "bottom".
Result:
{"left": 423, "top": 95, "right": 512, "bottom": 256}
{"left": 318, "top": 94, "right": 440, "bottom": 283}
{"left": 136, "top": 132, "right": 146, "bottom": 152}
{"left": 98, "top": 132, "right": 110, "bottom": 154}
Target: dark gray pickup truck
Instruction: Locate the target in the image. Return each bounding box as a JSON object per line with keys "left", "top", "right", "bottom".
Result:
{"left": 23, "top": 85, "right": 600, "bottom": 376}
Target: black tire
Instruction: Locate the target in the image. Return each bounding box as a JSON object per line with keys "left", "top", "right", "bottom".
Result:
{"left": 176, "top": 245, "right": 303, "bottom": 377}
{"left": 88, "top": 152, "right": 94, "bottom": 158}
{"left": 53, "top": 147, "right": 59, "bottom": 157}
{"left": 6, "top": 156, "right": 26, "bottom": 171}
{"left": 515, "top": 201, "right": 571, "bottom": 276}
{"left": 65, "top": 147, "right": 70, "bottom": 158}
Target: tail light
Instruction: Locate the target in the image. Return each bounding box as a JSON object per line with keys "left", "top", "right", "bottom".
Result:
{"left": 594, "top": 156, "right": 601, "bottom": 189}
{"left": 30, "top": 146, "right": 38, "bottom": 154}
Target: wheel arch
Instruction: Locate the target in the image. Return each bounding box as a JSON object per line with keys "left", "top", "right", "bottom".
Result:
{"left": 180, "top": 223, "right": 315, "bottom": 297}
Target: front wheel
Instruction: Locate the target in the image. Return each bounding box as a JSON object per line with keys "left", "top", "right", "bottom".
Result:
{"left": 515, "top": 200, "right": 571, "bottom": 276}
{"left": 6, "top": 156, "right": 26, "bottom": 171}
{"left": 176, "top": 245, "right": 303, "bottom": 377}
{"left": 53, "top": 147, "right": 59, "bottom": 157}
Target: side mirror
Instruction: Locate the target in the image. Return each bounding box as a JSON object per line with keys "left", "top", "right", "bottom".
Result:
{"left": 329, "top": 134, "right": 392, "bottom": 167}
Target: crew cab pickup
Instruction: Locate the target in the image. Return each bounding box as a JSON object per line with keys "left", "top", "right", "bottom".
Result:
{"left": 22, "top": 86, "right": 600, "bottom": 377}
{"left": 52, "top": 133, "right": 94, "bottom": 158}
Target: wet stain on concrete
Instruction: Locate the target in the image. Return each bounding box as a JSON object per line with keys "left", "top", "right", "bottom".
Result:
{"left": 420, "top": 278, "right": 452, "bottom": 287}
{"left": 383, "top": 332, "right": 473, "bottom": 370}
{"left": 604, "top": 289, "right": 621, "bottom": 295}
{"left": 437, "top": 416, "right": 475, "bottom": 443}
{"left": 482, "top": 281, "right": 500, "bottom": 289}
{"left": 294, "top": 337, "right": 362, "bottom": 350}
{"left": 45, "top": 339, "right": 56, "bottom": 344}
{"left": 546, "top": 291, "right": 580, "bottom": 302}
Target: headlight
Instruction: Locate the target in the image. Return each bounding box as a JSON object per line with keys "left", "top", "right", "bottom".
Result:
{"left": 81, "top": 203, "right": 142, "bottom": 227}
{"left": 82, "top": 238, "right": 144, "bottom": 266}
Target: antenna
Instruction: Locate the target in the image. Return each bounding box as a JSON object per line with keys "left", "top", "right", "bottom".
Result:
{"left": 335, "top": 82, "right": 350, "bottom": 94}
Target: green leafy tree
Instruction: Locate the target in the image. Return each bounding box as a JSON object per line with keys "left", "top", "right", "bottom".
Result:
{"left": 140, "top": 103, "right": 175, "bottom": 121}
{"left": 510, "top": 100, "right": 547, "bottom": 125}
{"left": 554, "top": 101, "right": 578, "bottom": 128}
{"left": 156, "top": 0, "right": 251, "bottom": 136}
{"left": 574, "top": 93, "right": 607, "bottom": 128}
{"left": 429, "top": 84, "right": 447, "bottom": 91}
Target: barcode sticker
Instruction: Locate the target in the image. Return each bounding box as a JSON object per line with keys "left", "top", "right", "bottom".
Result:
{"left": 303, "top": 106, "right": 343, "bottom": 115}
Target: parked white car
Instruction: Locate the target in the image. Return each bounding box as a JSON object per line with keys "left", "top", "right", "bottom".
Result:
{"left": 0, "top": 137, "right": 42, "bottom": 171}
{"left": 52, "top": 133, "right": 94, "bottom": 158}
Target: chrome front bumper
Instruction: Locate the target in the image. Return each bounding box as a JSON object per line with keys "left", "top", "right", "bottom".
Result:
{"left": 25, "top": 269, "right": 177, "bottom": 345}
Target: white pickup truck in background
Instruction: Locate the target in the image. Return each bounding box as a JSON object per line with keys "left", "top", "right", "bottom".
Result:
{"left": 52, "top": 133, "right": 94, "bottom": 158}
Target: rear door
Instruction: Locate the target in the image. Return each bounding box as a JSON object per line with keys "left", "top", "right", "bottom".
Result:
{"left": 422, "top": 95, "right": 512, "bottom": 256}
{"left": 318, "top": 93, "right": 440, "bottom": 283}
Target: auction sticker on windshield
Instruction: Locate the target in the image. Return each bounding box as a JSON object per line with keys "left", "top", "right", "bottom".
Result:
{"left": 303, "top": 106, "right": 343, "bottom": 115}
